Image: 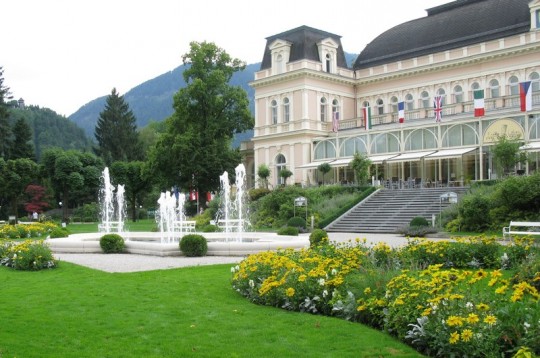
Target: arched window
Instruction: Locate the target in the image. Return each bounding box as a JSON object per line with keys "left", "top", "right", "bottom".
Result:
{"left": 453, "top": 85, "right": 463, "bottom": 103}
{"left": 371, "top": 133, "right": 399, "bottom": 154}
{"left": 376, "top": 98, "right": 384, "bottom": 115}
{"left": 325, "top": 53, "right": 331, "bottom": 73}
{"left": 489, "top": 79, "right": 500, "bottom": 98}
{"left": 283, "top": 97, "right": 290, "bottom": 123}
{"left": 405, "top": 94, "right": 414, "bottom": 110}
{"left": 421, "top": 91, "right": 430, "bottom": 108}
{"left": 405, "top": 128, "right": 437, "bottom": 151}
{"left": 332, "top": 99, "right": 340, "bottom": 120}
{"left": 390, "top": 96, "right": 398, "bottom": 113}
{"left": 509, "top": 76, "right": 519, "bottom": 95}
{"left": 320, "top": 97, "right": 327, "bottom": 122}
{"left": 443, "top": 124, "right": 479, "bottom": 147}
{"left": 275, "top": 154, "right": 287, "bottom": 185}
{"left": 271, "top": 100, "right": 278, "bottom": 124}
{"left": 436, "top": 88, "right": 446, "bottom": 105}
{"left": 341, "top": 137, "right": 367, "bottom": 157}
{"left": 314, "top": 140, "right": 336, "bottom": 159}
{"left": 530, "top": 72, "right": 540, "bottom": 92}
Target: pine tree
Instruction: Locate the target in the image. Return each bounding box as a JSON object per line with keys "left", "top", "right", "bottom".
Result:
{"left": 0, "top": 66, "right": 13, "bottom": 159}
{"left": 94, "top": 88, "right": 142, "bottom": 164}
{"left": 10, "top": 118, "right": 34, "bottom": 160}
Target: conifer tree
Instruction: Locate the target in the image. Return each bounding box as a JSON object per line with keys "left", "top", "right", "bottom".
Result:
{"left": 94, "top": 88, "right": 142, "bottom": 164}
{"left": 10, "top": 118, "right": 34, "bottom": 160}
{"left": 0, "top": 66, "right": 13, "bottom": 159}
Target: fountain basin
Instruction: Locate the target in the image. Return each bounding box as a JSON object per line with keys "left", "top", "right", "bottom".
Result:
{"left": 45, "top": 232, "right": 309, "bottom": 257}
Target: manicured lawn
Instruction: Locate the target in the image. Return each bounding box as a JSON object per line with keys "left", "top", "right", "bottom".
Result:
{"left": 0, "top": 263, "right": 422, "bottom": 357}
{"left": 66, "top": 219, "right": 157, "bottom": 234}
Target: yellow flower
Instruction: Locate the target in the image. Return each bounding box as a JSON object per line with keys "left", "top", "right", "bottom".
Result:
{"left": 421, "top": 307, "right": 432, "bottom": 317}
{"left": 476, "top": 303, "right": 490, "bottom": 311}
{"left": 484, "top": 315, "right": 497, "bottom": 325}
{"left": 298, "top": 274, "right": 307, "bottom": 282}
{"left": 285, "top": 287, "right": 295, "bottom": 297}
{"left": 449, "top": 331, "right": 460, "bottom": 344}
{"left": 447, "top": 315, "right": 464, "bottom": 327}
{"left": 461, "top": 329, "right": 473, "bottom": 342}
{"left": 467, "top": 313, "right": 480, "bottom": 324}
{"left": 364, "top": 287, "right": 372, "bottom": 295}
{"left": 495, "top": 285, "right": 508, "bottom": 295}
{"left": 357, "top": 304, "right": 367, "bottom": 311}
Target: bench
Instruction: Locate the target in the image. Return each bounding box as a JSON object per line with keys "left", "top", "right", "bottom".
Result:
{"left": 217, "top": 219, "right": 244, "bottom": 231}
{"left": 172, "top": 220, "right": 196, "bottom": 232}
{"left": 502, "top": 221, "right": 540, "bottom": 241}
{"left": 98, "top": 221, "right": 124, "bottom": 232}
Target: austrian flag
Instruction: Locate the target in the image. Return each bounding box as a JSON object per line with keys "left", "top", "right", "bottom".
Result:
{"left": 474, "top": 89, "right": 485, "bottom": 117}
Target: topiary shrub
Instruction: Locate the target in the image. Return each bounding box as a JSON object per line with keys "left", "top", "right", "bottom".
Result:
{"left": 287, "top": 216, "right": 307, "bottom": 231}
{"left": 277, "top": 226, "right": 299, "bottom": 236}
{"left": 49, "top": 227, "right": 69, "bottom": 238}
{"left": 410, "top": 216, "right": 429, "bottom": 227}
{"left": 100, "top": 234, "right": 125, "bottom": 253}
{"left": 309, "top": 229, "right": 328, "bottom": 247}
{"left": 180, "top": 234, "right": 208, "bottom": 257}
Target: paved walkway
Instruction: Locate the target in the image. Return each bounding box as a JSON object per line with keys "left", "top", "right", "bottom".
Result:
{"left": 56, "top": 232, "right": 412, "bottom": 273}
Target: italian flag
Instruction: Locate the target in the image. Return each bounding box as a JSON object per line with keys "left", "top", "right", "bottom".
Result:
{"left": 363, "top": 106, "right": 372, "bottom": 130}
{"left": 474, "top": 89, "right": 484, "bottom": 117}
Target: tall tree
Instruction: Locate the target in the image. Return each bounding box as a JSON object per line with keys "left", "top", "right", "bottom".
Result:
{"left": 492, "top": 134, "right": 527, "bottom": 177}
{"left": 94, "top": 88, "right": 143, "bottom": 165}
{"left": 0, "top": 66, "right": 13, "bottom": 159}
{"left": 350, "top": 152, "right": 372, "bottom": 185}
{"left": 10, "top": 117, "right": 34, "bottom": 160}
{"left": 148, "top": 42, "right": 253, "bottom": 200}
{"left": 0, "top": 158, "right": 39, "bottom": 222}
{"left": 41, "top": 148, "right": 104, "bottom": 222}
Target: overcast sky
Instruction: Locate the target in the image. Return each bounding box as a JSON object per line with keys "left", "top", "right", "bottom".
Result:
{"left": 3, "top": 0, "right": 449, "bottom": 117}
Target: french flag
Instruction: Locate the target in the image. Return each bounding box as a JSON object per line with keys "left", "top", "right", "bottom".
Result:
{"left": 520, "top": 81, "right": 532, "bottom": 112}
{"left": 398, "top": 101, "right": 405, "bottom": 123}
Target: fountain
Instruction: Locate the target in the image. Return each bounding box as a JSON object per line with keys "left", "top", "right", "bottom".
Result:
{"left": 47, "top": 165, "right": 308, "bottom": 256}
{"left": 156, "top": 190, "right": 191, "bottom": 244}
{"left": 98, "top": 167, "right": 126, "bottom": 233}
{"left": 217, "top": 164, "right": 249, "bottom": 241}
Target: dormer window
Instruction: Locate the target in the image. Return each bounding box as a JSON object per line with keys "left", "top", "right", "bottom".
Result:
{"left": 269, "top": 39, "right": 292, "bottom": 76}
{"left": 317, "top": 37, "right": 339, "bottom": 74}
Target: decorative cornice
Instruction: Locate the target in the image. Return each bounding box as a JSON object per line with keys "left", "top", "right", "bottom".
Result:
{"left": 250, "top": 68, "right": 356, "bottom": 88}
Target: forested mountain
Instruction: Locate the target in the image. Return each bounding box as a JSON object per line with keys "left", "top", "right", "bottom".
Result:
{"left": 69, "top": 52, "right": 357, "bottom": 145}
{"left": 9, "top": 106, "right": 92, "bottom": 160}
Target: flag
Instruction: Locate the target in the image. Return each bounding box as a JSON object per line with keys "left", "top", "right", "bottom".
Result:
{"left": 398, "top": 101, "right": 405, "bottom": 123}
{"left": 363, "top": 106, "right": 372, "bottom": 130}
{"left": 473, "top": 89, "right": 485, "bottom": 117}
{"left": 189, "top": 190, "right": 198, "bottom": 201}
{"left": 332, "top": 111, "right": 339, "bottom": 132}
{"left": 434, "top": 96, "right": 443, "bottom": 122}
{"left": 520, "top": 81, "right": 532, "bottom": 112}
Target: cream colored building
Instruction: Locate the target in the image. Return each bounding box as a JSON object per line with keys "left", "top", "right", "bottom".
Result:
{"left": 247, "top": 0, "right": 540, "bottom": 188}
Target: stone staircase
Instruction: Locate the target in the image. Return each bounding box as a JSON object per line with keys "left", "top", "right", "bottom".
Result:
{"left": 325, "top": 187, "right": 469, "bottom": 233}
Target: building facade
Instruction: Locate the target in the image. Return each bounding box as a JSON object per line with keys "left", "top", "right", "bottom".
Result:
{"left": 248, "top": 0, "right": 540, "bottom": 188}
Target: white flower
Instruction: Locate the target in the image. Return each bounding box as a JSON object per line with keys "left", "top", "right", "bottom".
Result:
{"left": 331, "top": 268, "right": 337, "bottom": 275}
{"left": 318, "top": 278, "right": 325, "bottom": 286}
{"left": 249, "top": 279, "right": 254, "bottom": 288}
{"left": 322, "top": 290, "right": 328, "bottom": 298}
{"left": 466, "top": 302, "right": 474, "bottom": 310}
{"left": 524, "top": 322, "right": 531, "bottom": 333}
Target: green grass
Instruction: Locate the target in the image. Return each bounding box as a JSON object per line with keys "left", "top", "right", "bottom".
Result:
{"left": 0, "top": 263, "right": 422, "bottom": 357}
{"left": 66, "top": 219, "right": 157, "bottom": 234}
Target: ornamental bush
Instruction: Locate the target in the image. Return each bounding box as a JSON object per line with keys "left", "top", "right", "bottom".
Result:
{"left": 410, "top": 216, "right": 429, "bottom": 227}
{"left": 180, "top": 234, "right": 208, "bottom": 257}
{"left": 287, "top": 216, "right": 306, "bottom": 231}
{"left": 0, "top": 240, "right": 57, "bottom": 270}
{"left": 277, "top": 226, "right": 299, "bottom": 236}
{"left": 309, "top": 229, "right": 328, "bottom": 247}
{"left": 49, "top": 227, "right": 69, "bottom": 238}
{"left": 99, "top": 234, "right": 125, "bottom": 253}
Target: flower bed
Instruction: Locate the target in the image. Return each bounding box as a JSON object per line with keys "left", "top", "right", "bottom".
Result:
{"left": 1, "top": 239, "right": 57, "bottom": 270}
{"left": 231, "top": 236, "right": 540, "bottom": 356}
{"left": 0, "top": 222, "right": 59, "bottom": 239}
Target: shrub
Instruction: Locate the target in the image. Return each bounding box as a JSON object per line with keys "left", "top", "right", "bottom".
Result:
{"left": 309, "top": 229, "right": 328, "bottom": 247}
{"left": 0, "top": 240, "right": 57, "bottom": 270}
{"left": 277, "top": 226, "right": 299, "bottom": 236}
{"left": 180, "top": 234, "right": 208, "bottom": 257}
{"left": 99, "top": 234, "right": 125, "bottom": 253}
{"left": 249, "top": 188, "right": 271, "bottom": 201}
{"left": 49, "top": 227, "right": 69, "bottom": 238}
{"left": 410, "top": 216, "right": 429, "bottom": 227}
{"left": 287, "top": 216, "right": 306, "bottom": 230}
{"left": 201, "top": 224, "right": 218, "bottom": 233}
{"left": 396, "top": 225, "right": 438, "bottom": 237}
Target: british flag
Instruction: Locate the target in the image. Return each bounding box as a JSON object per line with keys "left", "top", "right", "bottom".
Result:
{"left": 434, "top": 95, "right": 443, "bottom": 122}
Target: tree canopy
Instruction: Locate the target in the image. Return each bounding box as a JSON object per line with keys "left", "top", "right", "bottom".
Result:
{"left": 148, "top": 41, "right": 253, "bottom": 198}
{"left": 0, "top": 67, "right": 13, "bottom": 159}
{"left": 95, "top": 88, "right": 143, "bottom": 165}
